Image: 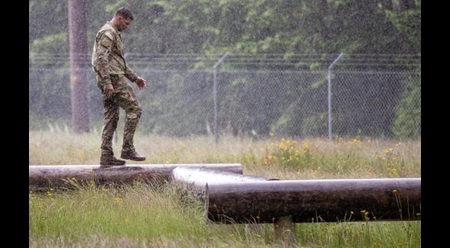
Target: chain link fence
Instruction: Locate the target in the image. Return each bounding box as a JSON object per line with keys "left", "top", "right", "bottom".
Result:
{"left": 29, "top": 53, "right": 421, "bottom": 140}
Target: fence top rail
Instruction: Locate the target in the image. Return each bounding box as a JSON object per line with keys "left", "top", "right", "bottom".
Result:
{"left": 29, "top": 53, "right": 421, "bottom": 71}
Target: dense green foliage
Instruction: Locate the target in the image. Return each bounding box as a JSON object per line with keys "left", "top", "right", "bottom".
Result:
{"left": 391, "top": 72, "right": 421, "bottom": 138}
{"left": 29, "top": 0, "right": 421, "bottom": 55}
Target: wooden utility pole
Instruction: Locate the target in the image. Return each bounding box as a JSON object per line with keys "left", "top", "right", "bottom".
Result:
{"left": 68, "top": 0, "right": 90, "bottom": 133}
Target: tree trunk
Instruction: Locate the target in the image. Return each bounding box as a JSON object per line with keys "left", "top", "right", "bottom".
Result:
{"left": 29, "top": 164, "right": 243, "bottom": 191}
{"left": 171, "top": 166, "right": 273, "bottom": 201}
{"left": 205, "top": 178, "right": 421, "bottom": 223}
{"left": 68, "top": 0, "right": 90, "bottom": 133}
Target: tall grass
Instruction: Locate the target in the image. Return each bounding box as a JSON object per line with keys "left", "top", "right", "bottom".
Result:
{"left": 29, "top": 130, "right": 421, "bottom": 247}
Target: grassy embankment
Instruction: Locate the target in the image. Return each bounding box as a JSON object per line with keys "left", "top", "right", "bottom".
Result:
{"left": 29, "top": 130, "right": 421, "bottom": 247}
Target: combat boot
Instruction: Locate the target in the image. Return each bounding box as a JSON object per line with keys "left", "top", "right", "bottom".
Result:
{"left": 121, "top": 149, "right": 146, "bottom": 161}
{"left": 100, "top": 155, "right": 126, "bottom": 168}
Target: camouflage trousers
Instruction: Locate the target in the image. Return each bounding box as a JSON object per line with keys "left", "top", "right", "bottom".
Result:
{"left": 98, "top": 75, "right": 142, "bottom": 157}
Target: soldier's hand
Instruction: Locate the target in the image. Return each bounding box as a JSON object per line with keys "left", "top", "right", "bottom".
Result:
{"left": 135, "top": 77, "right": 147, "bottom": 90}
{"left": 104, "top": 84, "right": 114, "bottom": 98}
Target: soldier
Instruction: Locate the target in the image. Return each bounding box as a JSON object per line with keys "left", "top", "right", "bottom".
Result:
{"left": 91, "top": 7, "right": 147, "bottom": 167}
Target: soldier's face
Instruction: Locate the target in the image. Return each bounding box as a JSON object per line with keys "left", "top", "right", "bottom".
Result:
{"left": 117, "top": 16, "right": 133, "bottom": 31}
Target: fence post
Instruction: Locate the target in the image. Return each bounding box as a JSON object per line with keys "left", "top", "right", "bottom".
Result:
{"left": 327, "top": 53, "right": 344, "bottom": 140}
{"left": 274, "top": 216, "right": 296, "bottom": 246}
{"left": 213, "top": 53, "right": 229, "bottom": 144}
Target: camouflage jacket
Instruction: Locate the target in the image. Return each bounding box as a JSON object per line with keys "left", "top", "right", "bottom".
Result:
{"left": 91, "top": 21, "right": 139, "bottom": 87}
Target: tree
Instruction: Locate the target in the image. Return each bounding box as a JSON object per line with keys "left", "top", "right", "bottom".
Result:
{"left": 68, "top": 0, "right": 89, "bottom": 133}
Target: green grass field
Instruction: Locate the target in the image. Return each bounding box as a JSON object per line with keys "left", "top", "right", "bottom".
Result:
{"left": 29, "top": 130, "right": 421, "bottom": 247}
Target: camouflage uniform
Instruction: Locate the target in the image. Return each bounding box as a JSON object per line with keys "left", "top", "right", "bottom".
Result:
{"left": 91, "top": 21, "right": 142, "bottom": 158}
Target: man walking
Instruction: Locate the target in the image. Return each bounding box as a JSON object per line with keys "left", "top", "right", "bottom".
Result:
{"left": 91, "top": 7, "right": 147, "bottom": 167}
